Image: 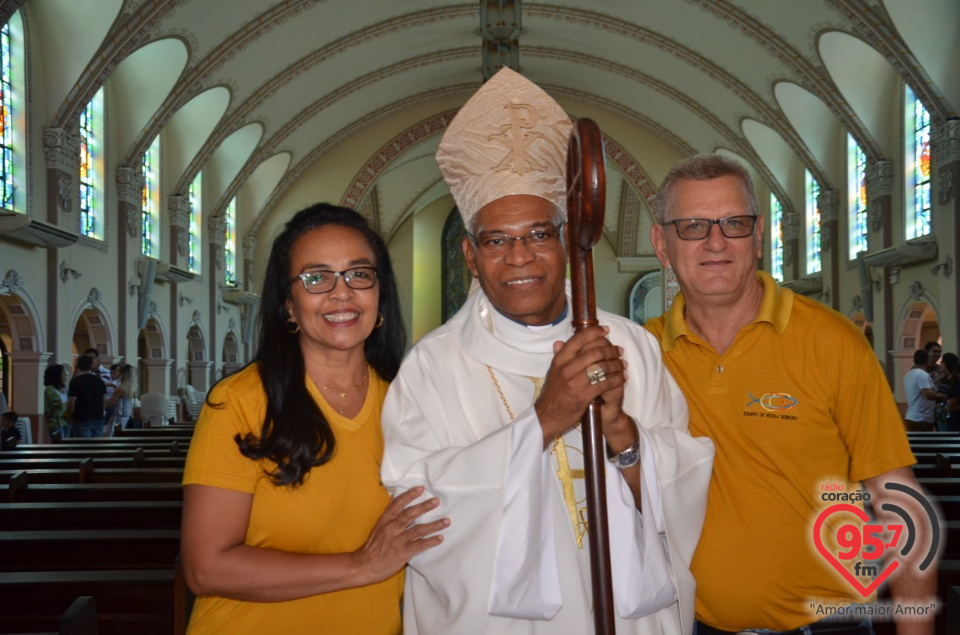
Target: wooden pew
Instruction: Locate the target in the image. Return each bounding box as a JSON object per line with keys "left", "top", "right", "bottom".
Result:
{"left": 0, "top": 500, "right": 182, "bottom": 531}
{"left": 0, "top": 467, "right": 184, "bottom": 485}
{"left": 116, "top": 426, "right": 195, "bottom": 438}
{"left": 0, "top": 529, "right": 180, "bottom": 573}
{"left": 946, "top": 585, "right": 960, "bottom": 635}
{"left": 0, "top": 456, "right": 185, "bottom": 472}
{"left": 0, "top": 447, "right": 183, "bottom": 463}
{"left": 0, "top": 570, "right": 174, "bottom": 635}
{"left": 9, "top": 481, "right": 183, "bottom": 503}
{"left": 42, "top": 440, "right": 188, "bottom": 452}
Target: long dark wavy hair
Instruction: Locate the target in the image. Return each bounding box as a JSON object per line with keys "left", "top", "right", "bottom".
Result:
{"left": 224, "top": 203, "right": 406, "bottom": 487}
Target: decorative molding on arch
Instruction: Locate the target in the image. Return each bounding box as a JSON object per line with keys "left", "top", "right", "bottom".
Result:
{"left": 70, "top": 287, "right": 117, "bottom": 358}
{"left": 602, "top": 136, "right": 657, "bottom": 209}
{"left": 339, "top": 111, "right": 659, "bottom": 241}
{"left": 0, "top": 272, "right": 44, "bottom": 353}
{"left": 340, "top": 110, "right": 458, "bottom": 211}
{"left": 251, "top": 84, "right": 474, "bottom": 235}
{"left": 140, "top": 314, "right": 168, "bottom": 360}
{"left": 186, "top": 319, "right": 207, "bottom": 363}
{"left": 894, "top": 281, "right": 941, "bottom": 352}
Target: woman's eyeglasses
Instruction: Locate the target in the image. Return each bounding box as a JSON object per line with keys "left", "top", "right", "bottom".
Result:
{"left": 293, "top": 267, "right": 378, "bottom": 294}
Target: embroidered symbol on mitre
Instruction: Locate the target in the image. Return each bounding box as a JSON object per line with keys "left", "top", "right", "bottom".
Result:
{"left": 489, "top": 103, "right": 548, "bottom": 175}
{"left": 435, "top": 67, "right": 572, "bottom": 229}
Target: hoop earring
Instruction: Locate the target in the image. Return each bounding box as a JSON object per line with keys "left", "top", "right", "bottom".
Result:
{"left": 286, "top": 319, "right": 300, "bottom": 334}
{"left": 374, "top": 313, "right": 384, "bottom": 329}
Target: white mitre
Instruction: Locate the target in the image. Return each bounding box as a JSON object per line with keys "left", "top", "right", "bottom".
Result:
{"left": 436, "top": 67, "right": 573, "bottom": 229}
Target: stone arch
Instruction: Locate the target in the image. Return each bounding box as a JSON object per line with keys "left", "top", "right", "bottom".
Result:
{"left": 891, "top": 283, "right": 941, "bottom": 403}
{"left": 71, "top": 308, "right": 113, "bottom": 364}
{"left": 222, "top": 325, "right": 241, "bottom": 377}
{"left": 185, "top": 311, "right": 212, "bottom": 390}
{"left": 137, "top": 315, "right": 170, "bottom": 396}
{"left": 0, "top": 271, "right": 50, "bottom": 421}
{"left": 0, "top": 271, "right": 44, "bottom": 354}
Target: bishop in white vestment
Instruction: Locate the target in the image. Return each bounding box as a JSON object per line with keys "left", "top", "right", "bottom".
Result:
{"left": 380, "top": 67, "right": 714, "bottom": 635}
{"left": 382, "top": 286, "right": 714, "bottom": 634}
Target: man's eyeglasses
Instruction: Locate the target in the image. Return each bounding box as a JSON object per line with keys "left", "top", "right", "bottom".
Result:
{"left": 468, "top": 224, "right": 564, "bottom": 256}
{"left": 293, "top": 267, "right": 378, "bottom": 294}
{"left": 662, "top": 215, "right": 757, "bottom": 241}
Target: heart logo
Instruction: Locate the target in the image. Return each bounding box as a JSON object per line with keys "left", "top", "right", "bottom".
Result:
{"left": 813, "top": 503, "right": 899, "bottom": 598}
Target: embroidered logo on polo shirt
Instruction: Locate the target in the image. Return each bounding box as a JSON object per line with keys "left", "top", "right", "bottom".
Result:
{"left": 743, "top": 392, "right": 799, "bottom": 420}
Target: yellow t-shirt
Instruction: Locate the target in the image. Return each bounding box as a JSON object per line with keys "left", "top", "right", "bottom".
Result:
{"left": 183, "top": 364, "right": 402, "bottom": 635}
{"left": 646, "top": 272, "right": 915, "bottom": 631}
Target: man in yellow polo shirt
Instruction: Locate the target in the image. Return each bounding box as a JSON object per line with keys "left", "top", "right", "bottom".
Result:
{"left": 645, "top": 154, "right": 935, "bottom": 635}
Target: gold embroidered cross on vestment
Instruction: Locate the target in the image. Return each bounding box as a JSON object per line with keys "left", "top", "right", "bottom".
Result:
{"left": 485, "top": 366, "right": 588, "bottom": 549}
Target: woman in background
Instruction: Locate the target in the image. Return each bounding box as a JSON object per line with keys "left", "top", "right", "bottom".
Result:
{"left": 104, "top": 364, "right": 135, "bottom": 435}
{"left": 43, "top": 364, "right": 69, "bottom": 440}
{"left": 181, "top": 204, "right": 447, "bottom": 634}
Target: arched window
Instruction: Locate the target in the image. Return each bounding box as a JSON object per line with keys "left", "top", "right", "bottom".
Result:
{"left": 770, "top": 194, "right": 783, "bottom": 282}
{"left": 188, "top": 172, "right": 202, "bottom": 274}
{"left": 905, "top": 85, "right": 931, "bottom": 240}
{"left": 847, "top": 134, "right": 868, "bottom": 260}
{"left": 805, "top": 170, "right": 821, "bottom": 274}
{"left": 224, "top": 197, "right": 236, "bottom": 285}
{"left": 1, "top": 12, "right": 25, "bottom": 214}
{"left": 141, "top": 135, "right": 160, "bottom": 257}
{"left": 79, "top": 87, "right": 104, "bottom": 238}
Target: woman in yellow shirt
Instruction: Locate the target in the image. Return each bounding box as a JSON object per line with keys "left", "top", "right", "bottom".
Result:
{"left": 182, "top": 204, "right": 449, "bottom": 634}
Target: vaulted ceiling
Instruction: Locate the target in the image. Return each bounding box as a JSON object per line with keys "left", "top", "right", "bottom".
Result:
{"left": 10, "top": 0, "right": 959, "bottom": 258}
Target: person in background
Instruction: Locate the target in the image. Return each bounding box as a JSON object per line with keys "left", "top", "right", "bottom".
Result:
{"left": 923, "top": 341, "right": 944, "bottom": 385}
{"left": 1, "top": 411, "right": 22, "bottom": 450}
{"left": 181, "top": 203, "right": 448, "bottom": 635}
{"left": 83, "top": 348, "right": 114, "bottom": 385}
{"left": 104, "top": 363, "right": 121, "bottom": 425}
{"left": 105, "top": 363, "right": 135, "bottom": 436}
{"left": 904, "top": 349, "right": 945, "bottom": 432}
{"left": 66, "top": 354, "right": 107, "bottom": 438}
{"left": 43, "top": 364, "right": 70, "bottom": 440}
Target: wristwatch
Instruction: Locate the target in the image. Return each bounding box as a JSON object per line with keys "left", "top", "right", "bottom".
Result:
{"left": 606, "top": 419, "right": 641, "bottom": 470}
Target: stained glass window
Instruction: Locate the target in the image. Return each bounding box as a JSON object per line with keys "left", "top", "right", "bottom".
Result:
{"left": 770, "top": 194, "right": 783, "bottom": 282}
{"left": 806, "top": 171, "right": 821, "bottom": 275}
{"left": 79, "top": 88, "right": 104, "bottom": 238}
{"left": 188, "top": 173, "right": 202, "bottom": 274}
{"left": 905, "top": 86, "right": 931, "bottom": 239}
{"left": 225, "top": 197, "right": 236, "bottom": 285}
{"left": 848, "top": 134, "right": 868, "bottom": 260}
{"left": 0, "top": 16, "right": 18, "bottom": 212}
{"left": 141, "top": 136, "right": 160, "bottom": 257}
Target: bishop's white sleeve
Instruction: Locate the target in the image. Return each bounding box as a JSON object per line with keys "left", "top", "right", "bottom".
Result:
{"left": 490, "top": 411, "right": 678, "bottom": 619}
{"left": 605, "top": 426, "right": 677, "bottom": 616}
{"left": 488, "top": 405, "right": 561, "bottom": 619}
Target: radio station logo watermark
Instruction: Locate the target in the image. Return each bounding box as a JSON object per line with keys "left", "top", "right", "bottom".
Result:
{"left": 812, "top": 481, "right": 940, "bottom": 602}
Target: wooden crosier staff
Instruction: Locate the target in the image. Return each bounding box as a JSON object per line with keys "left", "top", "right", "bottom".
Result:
{"left": 566, "top": 117, "right": 615, "bottom": 635}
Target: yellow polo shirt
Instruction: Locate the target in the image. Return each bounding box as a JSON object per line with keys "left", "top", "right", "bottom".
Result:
{"left": 646, "top": 272, "right": 914, "bottom": 631}
{"left": 183, "top": 364, "right": 402, "bottom": 635}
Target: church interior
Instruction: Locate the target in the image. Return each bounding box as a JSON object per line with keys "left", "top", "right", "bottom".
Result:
{"left": 0, "top": 1, "right": 958, "bottom": 433}
{"left": 1, "top": 0, "right": 959, "bottom": 631}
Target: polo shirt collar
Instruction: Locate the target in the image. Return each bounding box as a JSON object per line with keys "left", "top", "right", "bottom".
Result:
{"left": 659, "top": 270, "right": 792, "bottom": 351}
